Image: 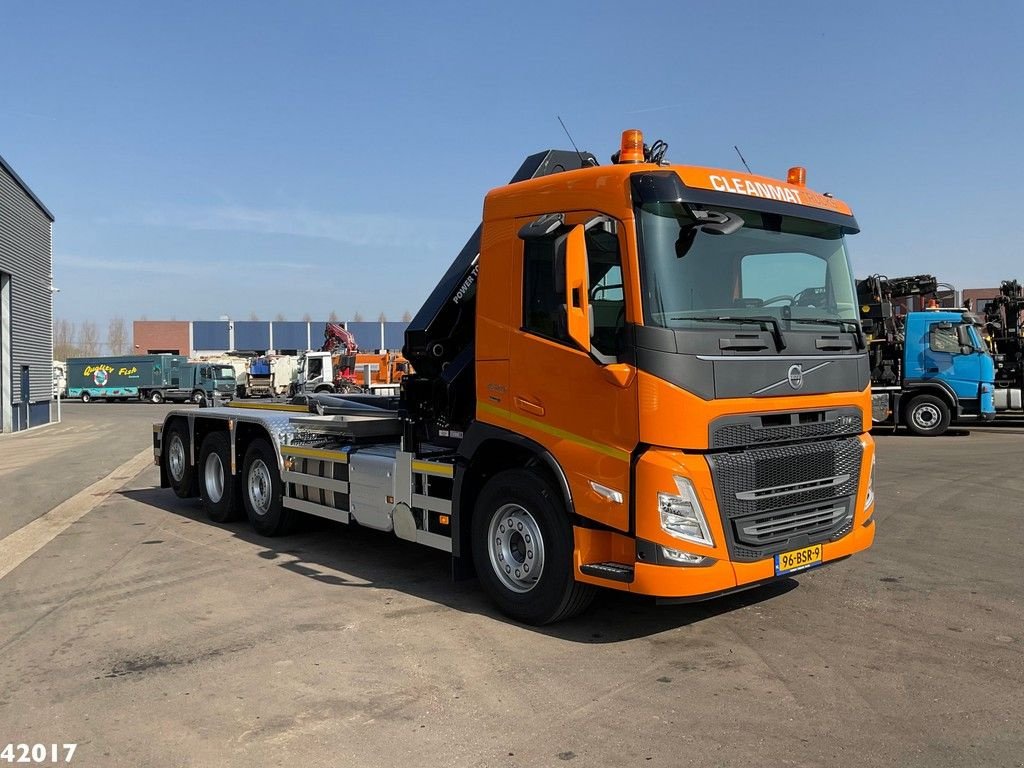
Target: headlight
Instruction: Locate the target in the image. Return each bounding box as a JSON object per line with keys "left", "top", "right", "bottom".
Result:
{"left": 864, "top": 455, "right": 876, "bottom": 512}
{"left": 658, "top": 476, "right": 714, "bottom": 547}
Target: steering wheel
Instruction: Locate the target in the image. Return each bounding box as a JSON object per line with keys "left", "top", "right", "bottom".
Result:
{"left": 761, "top": 294, "right": 795, "bottom": 306}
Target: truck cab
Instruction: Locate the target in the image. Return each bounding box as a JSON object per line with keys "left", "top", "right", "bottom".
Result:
{"left": 167, "top": 363, "right": 237, "bottom": 404}
{"left": 897, "top": 311, "right": 995, "bottom": 432}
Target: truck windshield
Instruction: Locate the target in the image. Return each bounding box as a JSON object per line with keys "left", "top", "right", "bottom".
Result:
{"left": 214, "top": 366, "right": 236, "bottom": 381}
{"left": 637, "top": 202, "right": 859, "bottom": 330}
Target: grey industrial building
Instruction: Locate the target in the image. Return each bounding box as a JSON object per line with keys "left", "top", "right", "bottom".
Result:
{"left": 0, "top": 153, "right": 55, "bottom": 433}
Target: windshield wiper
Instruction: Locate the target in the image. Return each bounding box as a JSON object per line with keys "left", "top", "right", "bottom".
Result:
{"left": 677, "top": 315, "right": 787, "bottom": 352}
{"left": 790, "top": 318, "right": 866, "bottom": 350}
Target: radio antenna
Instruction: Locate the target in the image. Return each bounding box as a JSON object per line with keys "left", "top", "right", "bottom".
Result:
{"left": 734, "top": 145, "right": 753, "bottom": 174}
{"left": 557, "top": 115, "right": 589, "bottom": 166}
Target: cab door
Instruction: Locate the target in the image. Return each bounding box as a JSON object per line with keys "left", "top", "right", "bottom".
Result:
{"left": 507, "top": 212, "right": 638, "bottom": 532}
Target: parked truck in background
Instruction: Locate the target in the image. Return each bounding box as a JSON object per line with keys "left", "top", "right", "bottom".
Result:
{"left": 153, "top": 129, "right": 877, "bottom": 624}
{"left": 857, "top": 274, "right": 994, "bottom": 435}
{"left": 236, "top": 354, "right": 298, "bottom": 398}
{"left": 980, "top": 279, "right": 1024, "bottom": 412}
{"left": 68, "top": 354, "right": 236, "bottom": 404}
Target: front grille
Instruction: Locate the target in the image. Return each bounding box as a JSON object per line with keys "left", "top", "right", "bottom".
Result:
{"left": 709, "top": 407, "right": 862, "bottom": 449}
{"left": 736, "top": 502, "right": 850, "bottom": 546}
{"left": 707, "top": 437, "right": 862, "bottom": 519}
{"left": 707, "top": 437, "right": 862, "bottom": 561}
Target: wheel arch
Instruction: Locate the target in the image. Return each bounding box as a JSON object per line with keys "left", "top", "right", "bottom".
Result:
{"left": 452, "top": 421, "right": 574, "bottom": 564}
{"left": 901, "top": 381, "right": 957, "bottom": 413}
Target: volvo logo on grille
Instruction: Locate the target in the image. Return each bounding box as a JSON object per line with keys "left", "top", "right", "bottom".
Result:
{"left": 787, "top": 364, "right": 804, "bottom": 390}
{"left": 752, "top": 360, "right": 833, "bottom": 395}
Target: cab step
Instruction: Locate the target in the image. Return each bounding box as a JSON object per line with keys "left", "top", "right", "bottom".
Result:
{"left": 579, "top": 562, "right": 635, "bottom": 583}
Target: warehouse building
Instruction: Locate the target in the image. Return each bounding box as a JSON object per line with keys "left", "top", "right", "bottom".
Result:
{"left": 133, "top": 319, "right": 408, "bottom": 357}
{"left": 0, "top": 154, "right": 55, "bottom": 433}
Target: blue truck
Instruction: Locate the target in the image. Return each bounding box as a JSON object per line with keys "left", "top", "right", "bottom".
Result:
{"left": 67, "top": 354, "right": 236, "bottom": 404}
{"left": 858, "top": 275, "right": 995, "bottom": 435}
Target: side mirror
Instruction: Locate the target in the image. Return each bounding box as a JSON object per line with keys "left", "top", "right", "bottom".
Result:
{"left": 555, "top": 224, "right": 590, "bottom": 352}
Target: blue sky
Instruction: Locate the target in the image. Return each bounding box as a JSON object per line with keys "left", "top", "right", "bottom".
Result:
{"left": 2, "top": 0, "right": 1022, "bottom": 328}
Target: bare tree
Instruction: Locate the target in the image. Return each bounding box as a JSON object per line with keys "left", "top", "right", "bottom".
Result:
{"left": 378, "top": 312, "right": 387, "bottom": 323}
{"left": 274, "top": 312, "right": 286, "bottom": 321}
{"left": 302, "top": 312, "right": 312, "bottom": 322}
{"left": 352, "top": 311, "right": 364, "bottom": 322}
{"left": 328, "top": 310, "right": 339, "bottom": 322}
{"left": 248, "top": 311, "right": 259, "bottom": 321}
{"left": 53, "top": 318, "right": 78, "bottom": 361}
{"left": 401, "top": 310, "right": 412, "bottom": 322}
{"left": 78, "top": 321, "right": 100, "bottom": 355}
{"left": 107, "top": 317, "right": 128, "bottom": 355}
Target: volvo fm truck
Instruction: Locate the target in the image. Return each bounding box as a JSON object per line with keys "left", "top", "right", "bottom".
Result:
{"left": 153, "top": 130, "right": 877, "bottom": 624}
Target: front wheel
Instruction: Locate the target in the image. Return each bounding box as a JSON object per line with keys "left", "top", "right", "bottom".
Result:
{"left": 242, "top": 438, "right": 294, "bottom": 536}
{"left": 149, "top": 390, "right": 164, "bottom": 404}
{"left": 471, "top": 469, "right": 595, "bottom": 625}
{"left": 904, "top": 394, "right": 952, "bottom": 436}
{"left": 191, "top": 390, "right": 205, "bottom": 405}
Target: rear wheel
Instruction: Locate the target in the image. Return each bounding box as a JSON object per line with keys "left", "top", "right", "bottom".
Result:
{"left": 242, "top": 438, "right": 294, "bottom": 536}
{"left": 149, "top": 390, "right": 164, "bottom": 404}
{"left": 471, "top": 469, "right": 595, "bottom": 625}
{"left": 80, "top": 392, "right": 92, "bottom": 403}
{"left": 198, "top": 432, "right": 240, "bottom": 522}
{"left": 164, "top": 421, "right": 196, "bottom": 498}
{"left": 905, "top": 394, "right": 951, "bottom": 436}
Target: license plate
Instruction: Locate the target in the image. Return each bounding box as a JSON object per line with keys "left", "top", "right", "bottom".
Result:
{"left": 774, "top": 544, "right": 823, "bottom": 575}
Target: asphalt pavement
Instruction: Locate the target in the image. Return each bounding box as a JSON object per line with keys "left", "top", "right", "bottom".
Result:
{"left": 0, "top": 404, "right": 1021, "bottom": 767}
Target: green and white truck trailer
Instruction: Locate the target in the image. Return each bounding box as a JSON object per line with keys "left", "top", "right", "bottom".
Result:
{"left": 68, "top": 355, "right": 236, "bottom": 403}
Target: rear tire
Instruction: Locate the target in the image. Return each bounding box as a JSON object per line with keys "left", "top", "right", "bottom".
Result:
{"left": 242, "top": 438, "right": 294, "bottom": 536}
{"left": 164, "top": 421, "right": 196, "bottom": 498}
{"left": 198, "top": 432, "right": 240, "bottom": 522}
{"left": 149, "top": 390, "right": 165, "bottom": 404}
{"left": 905, "top": 394, "right": 951, "bottom": 436}
{"left": 471, "top": 469, "right": 595, "bottom": 625}
{"left": 81, "top": 392, "right": 92, "bottom": 403}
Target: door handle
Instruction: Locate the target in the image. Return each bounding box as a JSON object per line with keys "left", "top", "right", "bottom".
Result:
{"left": 514, "top": 396, "right": 545, "bottom": 417}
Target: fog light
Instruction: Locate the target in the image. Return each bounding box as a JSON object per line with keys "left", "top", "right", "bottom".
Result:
{"left": 659, "top": 476, "right": 714, "bottom": 547}
{"left": 661, "top": 546, "right": 713, "bottom": 566}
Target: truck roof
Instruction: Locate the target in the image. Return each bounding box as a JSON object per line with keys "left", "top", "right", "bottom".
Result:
{"left": 485, "top": 161, "right": 854, "bottom": 225}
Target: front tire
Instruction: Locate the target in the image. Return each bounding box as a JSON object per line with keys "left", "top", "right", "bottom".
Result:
{"left": 149, "top": 390, "right": 165, "bottom": 404}
{"left": 191, "top": 390, "right": 206, "bottom": 405}
{"left": 471, "top": 469, "right": 595, "bottom": 625}
{"left": 198, "top": 432, "right": 240, "bottom": 522}
{"left": 242, "top": 438, "right": 294, "bottom": 536}
{"left": 905, "top": 394, "right": 951, "bottom": 436}
{"left": 164, "top": 421, "right": 196, "bottom": 498}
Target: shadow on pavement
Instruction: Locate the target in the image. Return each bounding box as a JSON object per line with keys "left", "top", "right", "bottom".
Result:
{"left": 120, "top": 487, "right": 800, "bottom": 644}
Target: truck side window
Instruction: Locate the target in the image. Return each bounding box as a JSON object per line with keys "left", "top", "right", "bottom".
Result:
{"left": 587, "top": 227, "right": 625, "bottom": 357}
{"left": 522, "top": 239, "right": 567, "bottom": 342}
{"left": 929, "top": 324, "right": 960, "bottom": 354}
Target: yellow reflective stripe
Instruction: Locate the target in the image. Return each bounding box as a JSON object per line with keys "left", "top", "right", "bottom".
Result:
{"left": 477, "top": 401, "right": 630, "bottom": 463}
{"left": 412, "top": 460, "right": 454, "bottom": 478}
{"left": 228, "top": 401, "right": 309, "bottom": 412}
{"left": 280, "top": 445, "right": 349, "bottom": 462}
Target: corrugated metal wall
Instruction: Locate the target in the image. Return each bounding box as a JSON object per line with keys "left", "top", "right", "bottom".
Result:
{"left": 0, "top": 165, "right": 53, "bottom": 411}
{"left": 193, "top": 321, "right": 230, "bottom": 350}
{"left": 271, "top": 321, "right": 309, "bottom": 351}
{"left": 233, "top": 321, "right": 270, "bottom": 351}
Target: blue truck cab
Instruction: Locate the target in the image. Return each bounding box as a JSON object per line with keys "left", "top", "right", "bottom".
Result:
{"left": 873, "top": 310, "right": 995, "bottom": 435}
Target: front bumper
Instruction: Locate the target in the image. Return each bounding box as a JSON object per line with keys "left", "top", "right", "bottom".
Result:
{"left": 574, "top": 436, "right": 877, "bottom": 598}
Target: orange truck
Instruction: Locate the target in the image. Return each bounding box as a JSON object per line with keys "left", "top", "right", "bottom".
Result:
{"left": 154, "top": 130, "right": 875, "bottom": 624}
